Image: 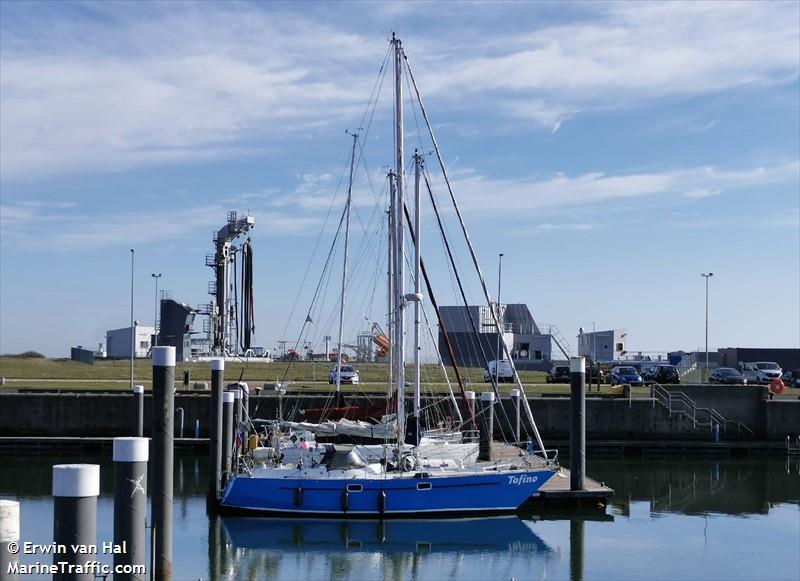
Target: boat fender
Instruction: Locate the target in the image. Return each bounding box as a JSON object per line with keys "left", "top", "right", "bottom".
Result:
{"left": 294, "top": 486, "right": 303, "bottom": 507}
{"left": 378, "top": 490, "right": 387, "bottom": 514}
{"left": 400, "top": 454, "right": 416, "bottom": 472}
{"left": 770, "top": 378, "right": 785, "bottom": 395}
{"left": 341, "top": 490, "right": 349, "bottom": 512}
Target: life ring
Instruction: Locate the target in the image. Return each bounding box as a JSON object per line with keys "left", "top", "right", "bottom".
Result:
{"left": 769, "top": 378, "right": 785, "bottom": 394}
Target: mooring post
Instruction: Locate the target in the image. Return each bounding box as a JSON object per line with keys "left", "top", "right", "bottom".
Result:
{"left": 232, "top": 388, "right": 242, "bottom": 461}
{"left": 151, "top": 346, "right": 175, "bottom": 580}
{"left": 510, "top": 388, "right": 521, "bottom": 449}
{"left": 52, "top": 464, "right": 99, "bottom": 581}
{"left": 478, "top": 392, "right": 495, "bottom": 462}
{"left": 239, "top": 383, "right": 249, "bottom": 454}
{"left": 221, "top": 391, "right": 235, "bottom": 488}
{"left": 113, "top": 437, "right": 148, "bottom": 581}
{"left": 240, "top": 382, "right": 249, "bottom": 423}
{"left": 132, "top": 384, "right": 144, "bottom": 437}
{"left": 465, "top": 391, "right": 475, "bottom": 438}
{"left": 208, "top": 359, "right": 224, "bottom": 504}
{"left": 570, "top": 356, "right": 586, "bottom": 491}
{"left": 0, "top": 499, "right": 19, "bottom": 581}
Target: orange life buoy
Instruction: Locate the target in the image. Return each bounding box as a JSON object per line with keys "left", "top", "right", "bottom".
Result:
{"left": 769, "top": 378, "right": 785, "bottom": 394}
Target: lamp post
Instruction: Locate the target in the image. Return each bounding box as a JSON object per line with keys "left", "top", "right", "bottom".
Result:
{"left": 151, "top": 273, "right": 162, "bottom": 347}
{"left": 130, "top": 249, "right": 135, "bottom": 390}
{"left": 495, "top": 253, "right": 504, "bottom": 387}
{"left": 701, "top": 273, "right": 714, "bottom": 384}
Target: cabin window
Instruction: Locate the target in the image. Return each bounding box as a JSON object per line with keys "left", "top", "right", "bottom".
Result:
{"left": 416, "top": 482, "right": 432, "bottom": 491}
{"left": 346, "top": 484, "right": 363, "bottom": 492}
{"left": 616, "top": 343, "right": 624, "bottom": 351}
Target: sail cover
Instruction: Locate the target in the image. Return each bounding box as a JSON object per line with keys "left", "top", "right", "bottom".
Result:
{"left": 282, "top": 416, "right": 398, "bottom": 439}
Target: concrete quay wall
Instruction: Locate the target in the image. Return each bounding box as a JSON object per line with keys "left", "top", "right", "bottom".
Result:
{"left": 0, "top": 389, "right": 797, "bottom": 441}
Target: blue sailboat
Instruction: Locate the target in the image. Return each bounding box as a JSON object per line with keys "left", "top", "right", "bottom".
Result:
{"left": 220, "top": 34, "right": 556, "bottom": 518}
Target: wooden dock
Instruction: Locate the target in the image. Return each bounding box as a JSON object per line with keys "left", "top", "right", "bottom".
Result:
{"left": 491, "top": 443, "right": 614, "bottom": 507}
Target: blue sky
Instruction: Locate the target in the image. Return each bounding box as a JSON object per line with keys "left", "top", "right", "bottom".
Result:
{"left": 1, "top": 1, "right": 798, "bottom": 358}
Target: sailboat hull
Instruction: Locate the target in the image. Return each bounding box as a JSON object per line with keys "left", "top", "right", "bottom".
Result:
{"left": 220, "top": 468, "right": 555, "bottom": 517}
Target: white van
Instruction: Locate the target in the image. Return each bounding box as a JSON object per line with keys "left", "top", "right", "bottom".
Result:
{"left": 484, "top": 360, "right": 516, "bottom": 383}
{"left": 740, "top": 362, "right": 783, "bottom": 385}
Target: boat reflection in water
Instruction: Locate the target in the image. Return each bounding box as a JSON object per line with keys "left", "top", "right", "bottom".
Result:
{"left": 212, "top": 516, "right": 558, "bottom": 580}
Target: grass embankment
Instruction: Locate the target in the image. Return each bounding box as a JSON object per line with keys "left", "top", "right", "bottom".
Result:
{"left": 0, "top": 356, "right": 550, "bottom": 393}
{"left": 2, "top": 356, "right": 798, "bottom": 398}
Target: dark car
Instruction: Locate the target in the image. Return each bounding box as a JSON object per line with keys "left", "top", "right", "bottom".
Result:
{"left": 586, "top": 364, "right": 605, "bottom": 384}
{"left": 643, "top": 364, "right": 680, "bottom": 385}
{"left": 610, "top": 366, "right": 643, "bottom": 387}
{"left": 780, "top": 369, "right": 800, "bottom": 388}
{"left": 708, "top": 367, "right": 747, "bottom": 385}
{"left": 546, "top": 365, "right": 570, "bottom": 383}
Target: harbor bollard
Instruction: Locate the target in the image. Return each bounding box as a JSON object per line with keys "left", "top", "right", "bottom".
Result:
{"left": 233, "top": 388, "right": 242, "bottom": 460}
{"left": 570, "top": 356, "right": 586, "bottom": 491}
{"left": 0, "top": 499, "right": 19, "bottom": 581}
{"left": 465, "top": 391, "right": 475, "bottom": 432}
{"left": 132, "top": 385, "right": 144, "bottom": 437}
{"left": 151, "top": 346, "right": 175, "bottom": 580}
{"left": 52, "top": 464, "right": 99, "bottom": 581}
{"left": 113, "top": 437, "right": 148, "bottom": 581}
{"left": 240, "top": 382, "right": 249, "bottom": 424}
{"left": 479, "top": 392, "right": 495, "bottom": 461}
{"left": 221, "top": 391, "right": 235, "bottom": 488}
{"left": 510, "top": 389, "right": 521, "bottom": 449}
{"left": 209, "top": 359, "right": 224, "bottom": 503}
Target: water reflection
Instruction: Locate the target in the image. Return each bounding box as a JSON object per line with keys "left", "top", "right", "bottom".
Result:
{"left": 1, "top": 454, "right": 797, "bottom": 580}
{"left": 213, "top": 516, "right": 559, "bottom": 581}
{"left": 587, "top": 456, "right": 800, "bottom": 517}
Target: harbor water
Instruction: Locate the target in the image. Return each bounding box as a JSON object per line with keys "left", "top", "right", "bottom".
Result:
{"left": 1, "top": 454, "right": 797, "bottom": 580}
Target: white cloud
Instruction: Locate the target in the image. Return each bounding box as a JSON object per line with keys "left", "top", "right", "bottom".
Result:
{"left": 0, "top": 2, "right": 796, "bottom": 177}
{"left": 446, "top": 161, "right": 798, "bottom": 213}
{"left": 684, "top": 188, "right": 722, "bottom": 199}
{"left": 0, "top": 200, "right": 320, "bottom": 251}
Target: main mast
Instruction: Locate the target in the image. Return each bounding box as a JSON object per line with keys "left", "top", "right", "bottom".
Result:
{"left": 411, "top": 150, "right": 422, "bottom": 446}
{"left": 392, "top": 33, "right": 406, "bottom": 452}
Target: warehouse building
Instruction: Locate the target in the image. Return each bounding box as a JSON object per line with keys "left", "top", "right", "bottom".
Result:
{"left": 437, "top": 303, "right": 563, "bottom": 371}
{"left": 106, "top": 325, "right": 154, "bottom": 359}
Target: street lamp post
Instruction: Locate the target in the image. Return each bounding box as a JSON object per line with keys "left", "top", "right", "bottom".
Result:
{"left": 701, "top": 273, "right": 714, "bottom": 384}
{"left": 130, "top": 249, "right": 135, "bottom": 390}
{"left": 151, "top": 273, "right": 162, "bottom": 347}
{"left": 495, "top": 253, "right": 504, "bottom": 387}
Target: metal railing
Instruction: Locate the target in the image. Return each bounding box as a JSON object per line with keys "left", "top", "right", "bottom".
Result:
{"left": 651, "top": 383, "right": 754, "bottom": 436}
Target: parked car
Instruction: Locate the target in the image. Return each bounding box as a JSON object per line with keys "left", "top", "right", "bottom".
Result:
{"left": 329, "top": 365, "right": 360, "bottom": 385}
{"left": 643, "top": 364, "right": 680, "bottom": 385}
{"left": 780, "top": 369, "right": 800, "bottom": 388}
{"left": 740, "top": 362, "right": 783, "bottom": 385}
{"left": 483, "top": 360, "right": 516, "bottom": 383}
{"left": 546, "top": 365, "right": 571, "bottom": 383}
{"left": 708, "top": 367, "right": 747, "bottom": 385}
{"left": 609, "top": 366, "right": 643, "bottom": 387}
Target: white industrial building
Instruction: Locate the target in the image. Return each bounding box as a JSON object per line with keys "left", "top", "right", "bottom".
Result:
{"left": 106, "top": 326, "right": 154, "bottom": 359}
{"left": 577, "top": 328, "right": 627, "bottom": 362}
